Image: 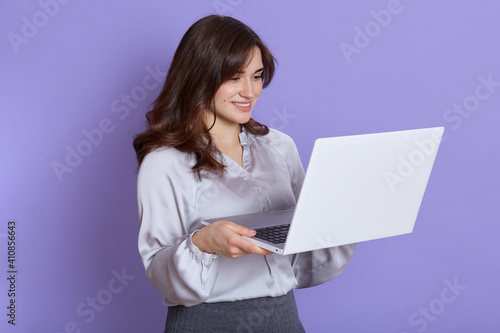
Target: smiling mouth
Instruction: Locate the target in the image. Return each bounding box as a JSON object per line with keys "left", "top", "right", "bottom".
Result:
{"left": 231, "top": 101, "right": 253, "bottom": 111}
{"left": 233, "top": 102, "right": 251, "bottom": 107}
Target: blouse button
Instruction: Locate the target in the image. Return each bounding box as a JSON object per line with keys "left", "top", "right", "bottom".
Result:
{"left": 257, "top": 189, "right": 262, "bottom": 195}
{"left": 210, "top": 254, "right": 218, "bottom": 261}
{"left": 244, "top": 175, "right": 251, "bottom": 181}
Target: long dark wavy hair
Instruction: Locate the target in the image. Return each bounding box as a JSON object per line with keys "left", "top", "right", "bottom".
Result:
{"left": 133, "top": 15, "right": 276, "bottom": 179}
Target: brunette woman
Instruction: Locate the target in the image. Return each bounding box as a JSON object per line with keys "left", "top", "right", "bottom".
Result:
{"left": 134, "top": 15, "right": 355, "bottom": 332}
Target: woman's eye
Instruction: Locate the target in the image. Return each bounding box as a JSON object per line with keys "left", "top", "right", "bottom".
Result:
{"left": 230, "top": 77, "right": 240, "bottom": 82}
{"left": 253, "top": 75, "right": 263, "bottom": 80}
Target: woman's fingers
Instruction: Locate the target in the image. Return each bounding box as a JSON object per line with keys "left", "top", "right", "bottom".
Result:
{"left": 223, "top": 220, "right": 256, "bottom": 237}
{"left": 221, "top": 221, "right": 273, "bottom": 257}
{"left": 196, "top": 220, "right": 272, "bottom": 258}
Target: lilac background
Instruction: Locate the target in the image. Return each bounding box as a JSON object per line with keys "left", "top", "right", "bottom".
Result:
{"left": 1, "top": 1, "right": 499, "bottom": 332}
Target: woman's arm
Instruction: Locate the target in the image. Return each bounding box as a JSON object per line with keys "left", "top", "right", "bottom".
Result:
{"left": 289, "top": 243, "right": 356, "bottom": 288}
{"left": 137, "top": 150, "right": 219, "bottom": 306}
{"left": 137, "top": 150, "right": 271, "bottom": 306}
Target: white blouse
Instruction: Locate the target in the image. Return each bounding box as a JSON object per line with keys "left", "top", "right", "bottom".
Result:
{"left": 137, "top": 128, "right": 356, "bottom": 306}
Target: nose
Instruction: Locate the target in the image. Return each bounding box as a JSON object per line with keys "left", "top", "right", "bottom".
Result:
{"left": 239, "top": 78, "right": 255, "bottom": 99}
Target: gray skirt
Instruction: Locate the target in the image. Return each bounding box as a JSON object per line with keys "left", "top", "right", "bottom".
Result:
{"left": 165, "top": 291, "right": 305, "bottom": 333}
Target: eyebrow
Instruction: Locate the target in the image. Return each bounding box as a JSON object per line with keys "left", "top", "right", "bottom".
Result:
{"left": 236, "top": 68, "right": 264, "bottom": 75}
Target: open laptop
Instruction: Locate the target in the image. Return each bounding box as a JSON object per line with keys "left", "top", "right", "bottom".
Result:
{"left": 202, "top": 127, "right": 444, "bottom": 255}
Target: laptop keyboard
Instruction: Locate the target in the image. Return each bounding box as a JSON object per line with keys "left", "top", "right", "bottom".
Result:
{"left": 254, "top": 224, "right": 290, "bottom": 244}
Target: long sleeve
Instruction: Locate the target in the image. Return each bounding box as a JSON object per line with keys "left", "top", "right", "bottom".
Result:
{"left": 290, "top": 243, "right": 356, "bottom": 288}
{"left": 137, "top": 149, "right": 219, "bottom": 306}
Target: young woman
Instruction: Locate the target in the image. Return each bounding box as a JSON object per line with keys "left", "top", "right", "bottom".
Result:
{"left": 134, "top": 15, "right": 356, "bottom": 332}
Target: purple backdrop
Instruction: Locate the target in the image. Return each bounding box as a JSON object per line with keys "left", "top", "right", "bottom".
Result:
{"left": 1, "top": 1, "right": 499, "bottom": 332}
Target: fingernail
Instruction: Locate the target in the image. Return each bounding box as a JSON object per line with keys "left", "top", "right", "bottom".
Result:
{"left": 252, "top": 230, "right": 256, "bottom": 234}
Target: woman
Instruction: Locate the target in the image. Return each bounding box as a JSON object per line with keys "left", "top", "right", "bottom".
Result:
{"left": 134, "top": 15, "right": 355, "bottom": 332}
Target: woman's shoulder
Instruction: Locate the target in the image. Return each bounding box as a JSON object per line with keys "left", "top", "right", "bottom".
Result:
{"left": 139, "top": 147, "right": 195, "bottom": 178}
{"left": 255, "top": 127, "right": 297, "bottom": 153}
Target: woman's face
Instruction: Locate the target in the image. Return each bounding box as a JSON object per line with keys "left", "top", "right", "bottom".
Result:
{"left": 211, "top": 47, "right": 264, "bottom": 130}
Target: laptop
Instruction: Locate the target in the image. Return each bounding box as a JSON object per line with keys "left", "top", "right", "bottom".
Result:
{"left": 202, "top": 127, "right": 444, "bottom": 255}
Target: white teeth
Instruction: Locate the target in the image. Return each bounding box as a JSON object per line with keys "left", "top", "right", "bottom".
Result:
{"left": 234, "top": 102, "right": 251, "bottom": 107}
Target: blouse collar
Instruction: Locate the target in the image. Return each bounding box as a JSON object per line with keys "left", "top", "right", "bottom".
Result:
{"left": 239, "top": 125, "right": 254, "bottom": 147}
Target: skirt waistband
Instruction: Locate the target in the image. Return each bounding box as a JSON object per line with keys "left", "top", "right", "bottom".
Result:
{"left": 165, "top": 291, "right": 305, "bottom": 333}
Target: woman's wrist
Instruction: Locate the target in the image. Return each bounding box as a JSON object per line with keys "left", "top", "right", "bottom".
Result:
{"left": 191, "top": 228, "right": 211, "bottom": 253}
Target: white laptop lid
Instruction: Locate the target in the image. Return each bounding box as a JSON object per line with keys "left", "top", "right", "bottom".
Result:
{"left": 282, "top": 127, "right": 444, "bottom": 254}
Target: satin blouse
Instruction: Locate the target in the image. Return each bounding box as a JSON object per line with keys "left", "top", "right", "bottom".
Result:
{"left": 137, "top": 128, "right": 356, "bottom": 306}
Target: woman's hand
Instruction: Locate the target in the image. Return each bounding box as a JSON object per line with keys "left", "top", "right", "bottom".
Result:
{"left": 191, "top": 221, "right": 272, "bottom": 258}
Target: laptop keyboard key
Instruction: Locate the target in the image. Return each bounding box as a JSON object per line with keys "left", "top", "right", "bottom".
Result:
{"left": 254, "top": 224, "right": 290, "bottom": 244}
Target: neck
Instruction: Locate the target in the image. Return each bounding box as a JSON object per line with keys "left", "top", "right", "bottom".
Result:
{"left": 204, "top": 112, "right": 242, "bottom": 149}
{"left": 211, "top": 124, "right": 242, "bottom": 150}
